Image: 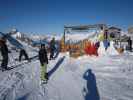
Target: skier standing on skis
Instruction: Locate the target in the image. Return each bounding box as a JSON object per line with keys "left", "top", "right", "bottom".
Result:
{"left": 19, "top": 49, "right": 30, "bottom": 62}
{"left": 49, "top": 37, "right": 56, "bottom": 60}
{"left": 39, "top": 44, "right": 48, "bottom": 83}
{"left": 0, "top": 37, "right": 9, "bottom": 71}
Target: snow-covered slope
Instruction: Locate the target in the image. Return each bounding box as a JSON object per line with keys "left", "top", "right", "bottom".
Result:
{"left": 0, "top": 49, "right": 133, "bottom": 100}
{"left": 12, "top": 32, "right": 22, "bottom": 38}
{"left": 0, "top": 37, "right": 133, "bottom": 100}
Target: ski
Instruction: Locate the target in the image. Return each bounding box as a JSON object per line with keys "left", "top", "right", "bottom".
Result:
{"left": 0, "top": 55, "right": 38, "bottom": 72}
{"left": 0, "top": 66, "right": 14, "bottom": 72}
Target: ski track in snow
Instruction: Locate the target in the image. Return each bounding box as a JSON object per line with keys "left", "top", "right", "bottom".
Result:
{"left": 0, "top": 50, "right": 133, "bottom": 100}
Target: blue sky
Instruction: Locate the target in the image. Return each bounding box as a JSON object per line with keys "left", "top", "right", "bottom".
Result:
{"left": 0, "top": 0, "right": 133, "bottom": 34}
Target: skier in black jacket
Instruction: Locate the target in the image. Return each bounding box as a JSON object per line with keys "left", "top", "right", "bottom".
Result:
{"left": 49, "top": 37, "right": 56, "bottom": 60}
{"left": 127, "top": 37, "right": 132, "bottom": 52}
{"left": 39, "top": 44, "right": 48, "bottom": 83}
{"left": 0, "top": 37, "right": 8, "bottom": 71}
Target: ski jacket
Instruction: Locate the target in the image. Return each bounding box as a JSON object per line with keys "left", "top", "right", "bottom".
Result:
{"left": 127, "top": 39, "right": 132, "bottom": 46}
{"left": 39, "top": 48, "right": 48, "bottom": 65}
{"left": 50, "top": 39, "right": 56, "bottom": 51}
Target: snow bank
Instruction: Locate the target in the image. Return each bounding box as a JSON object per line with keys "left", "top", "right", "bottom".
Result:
{"left": 106, "top": 41, "right": 119, "bottom": 56}
{"left": 98, "top": 42, "right": 107, "bottom": 56}
{"left": 98, "top": 41, "right": 119, "bottom": 56}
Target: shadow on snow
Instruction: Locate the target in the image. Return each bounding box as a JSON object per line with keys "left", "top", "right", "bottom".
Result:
{"left": 16, "top": 93, "right": 30, "bottom": 100}
{"left": 83, "top": 69, "right": 100, "bottom": 100}
{"left": 48, "top": 56, "right": 65, "bottom": 78}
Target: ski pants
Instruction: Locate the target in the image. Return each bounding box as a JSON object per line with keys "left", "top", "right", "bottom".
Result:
{"left": 19, "top": 50, "right": 29, "bottom": 61}
{"left": 40, "top": 63, "right": 47, "bottom": 81}
{"left": 50, "top": 50, "right": 54, "bottom": 59}
{"left": 1, "top": 55, "right": 8, "bottom": 69}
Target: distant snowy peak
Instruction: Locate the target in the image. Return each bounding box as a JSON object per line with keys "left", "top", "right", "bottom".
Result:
{"left": 16, "top": 32, "right": 22, "bottom": 38}
{"left": 30, "top": 34, "right": 42, "bottom": 40}
{"left": 30, "top": 34, "right": 62, "bottom": 41}
{"left": 12, "top": 32, "right": 23, "bottom": 38}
